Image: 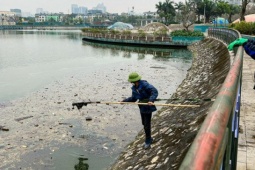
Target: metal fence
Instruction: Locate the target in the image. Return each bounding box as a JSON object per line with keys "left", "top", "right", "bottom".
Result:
{"left": 82, "top": 33, "right": 204, "bottom": 47}
{"left": 180, "top": 28, "right": 242, "bottom": 170}
{"left": 208, "top": 27, "right": 239, "bottom": 45}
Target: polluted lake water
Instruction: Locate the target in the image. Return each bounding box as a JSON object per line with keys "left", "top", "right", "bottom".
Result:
{"left": 9, "top": 136, "right": 119, "bottom": 170}
{"left": 0, "top": 30, "right": 193, "bottom": 169}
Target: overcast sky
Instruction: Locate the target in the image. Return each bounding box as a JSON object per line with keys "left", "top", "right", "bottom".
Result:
{"left": 0, "top": 0, "right": 168, "bottom": 14}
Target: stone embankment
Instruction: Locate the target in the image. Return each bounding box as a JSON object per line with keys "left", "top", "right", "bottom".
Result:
{"left": 109, "top": 38, "right": 231, "bottom": 170}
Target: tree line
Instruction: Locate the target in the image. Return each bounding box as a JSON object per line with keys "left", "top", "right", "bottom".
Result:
{"left": 155, "top": 0, "right": 252, "bottom": 30}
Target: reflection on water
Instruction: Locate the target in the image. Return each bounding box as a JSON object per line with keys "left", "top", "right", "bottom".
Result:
{"left": 82, "top": 41, "right": 192, "bottom": 62}
{"left": 74, "top": 158, "right": 89, "bottom": 170}
{"left": 2, "top": 29, "right": 82, "bottom": 35}
{"left": 51, "top": 145, "right": 117, "bottom": 170}
{"left": 0, "top": 30, "right": 192, "bottom": 102}
{"left": 0, "top": 29, "right": 83, "bottom": 43}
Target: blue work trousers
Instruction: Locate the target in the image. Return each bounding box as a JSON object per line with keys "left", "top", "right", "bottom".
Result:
{"left": 140, "top": 112, "right": 152, "bottom": 140}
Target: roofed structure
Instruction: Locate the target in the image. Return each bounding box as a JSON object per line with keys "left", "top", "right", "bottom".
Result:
{"left": 107, "top": 22, "right": 134, "bottom": 30}
{"left": 141, "top": 22, "right": 169, "bottom": 32}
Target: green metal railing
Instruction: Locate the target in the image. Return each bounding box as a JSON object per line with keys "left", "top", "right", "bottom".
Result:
{"left": 180, "top": 28, "right": 242, "bottom": 170}
{"left": 208, "top": 28, "right": 239, "bottom": 45}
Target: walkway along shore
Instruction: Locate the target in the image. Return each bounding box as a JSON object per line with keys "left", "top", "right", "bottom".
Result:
{"left": 237, "top": 52, "right": 255, "bottom": 169}
{"left": 109, "top": 38, "right": 231, "bottom": 170}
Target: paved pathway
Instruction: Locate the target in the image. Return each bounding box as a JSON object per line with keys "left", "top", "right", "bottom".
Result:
{"left": 237, "top": 52, "right": 255, "bottom": 169}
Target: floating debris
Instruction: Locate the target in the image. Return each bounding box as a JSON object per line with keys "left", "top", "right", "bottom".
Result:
{"left": 150, "top": 66, "right": 166, "bottom": 69}
{"left": 85, "top": 116, "right": 92, "bottom": 121}
{"left": 59, "top": 122, "right": 71, "bottom": 125}
{"left": 0, "top": 126, "right": 9, "bottom": 131}
{"left": 14, "top": 115, "right": 33, "bottom": 122}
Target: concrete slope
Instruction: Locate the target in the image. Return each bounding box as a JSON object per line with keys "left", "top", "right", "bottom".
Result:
{"left": 109, "top": 38, "right": 231, "bottom": 170}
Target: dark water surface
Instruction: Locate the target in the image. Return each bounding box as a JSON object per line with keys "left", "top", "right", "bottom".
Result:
{"left": 0, "top": 30, "right": 192, "bottom": 169}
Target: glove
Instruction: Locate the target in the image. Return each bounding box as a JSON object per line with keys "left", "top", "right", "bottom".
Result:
{"left": 227, "top": 38, "right": 248, "bottom": 51}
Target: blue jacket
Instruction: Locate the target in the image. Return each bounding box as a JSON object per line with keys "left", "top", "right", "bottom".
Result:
{"left": 243, "top": 40, "right": 255, "bottom": 60}
{"left": 123, "top": 80, "right": 158, "bottom": 113}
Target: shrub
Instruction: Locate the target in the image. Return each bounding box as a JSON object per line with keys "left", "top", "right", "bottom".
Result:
{"left": 81, "top": 28, "right": 107, "bottom": 34}
{"left": 170, "top": 30, "right": 204, "bottom": 37}
{"left": 230, "top": 21, "right": 255, "bottom": 35}
{"left": 153, "top": 28, "right": 168, "bottom": 37}
{"left": 138, "top": 30, "right": 146, "bottom": 37}
{"left": 81, "top": 28, "right": 90, "bottom": 32}
{"left": 122, "top": 30, "right": 132, "bottom": 36}
{"left": 228, "top": 23, "right": 235, "bottom": 28}
{"left": 110, "top": 29, "right": 120, "bottom": 35}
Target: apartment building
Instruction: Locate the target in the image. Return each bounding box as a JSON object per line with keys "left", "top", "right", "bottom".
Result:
{"left": 35, "top": 14, "right": 46, "bottom": 22}
{"left": 35, "top": 13, "right": 63, "bottom": 23}
{"left": 0, "top": 11, "right": 16, "bottom": 25}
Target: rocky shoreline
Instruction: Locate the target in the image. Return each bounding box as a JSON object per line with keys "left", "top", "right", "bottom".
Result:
{"left": 109, "top": 38, "right": 231, "bottom": 170}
